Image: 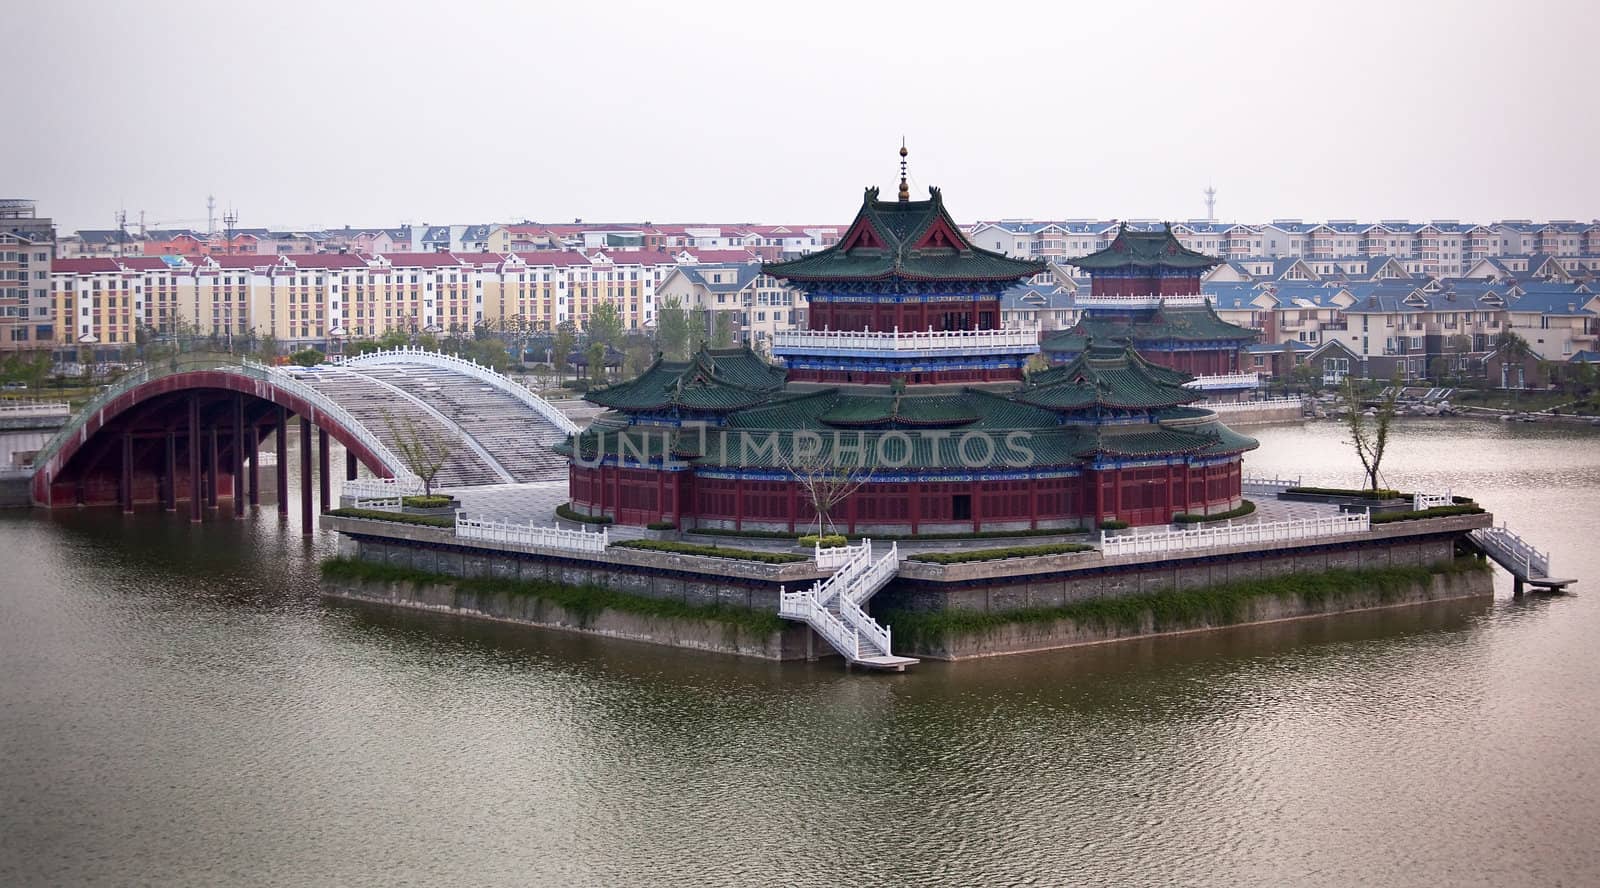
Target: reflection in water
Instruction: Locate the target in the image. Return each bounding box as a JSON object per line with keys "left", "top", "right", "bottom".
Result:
{"left": 0, "top": 419, "right": 1597, "bottom": 886}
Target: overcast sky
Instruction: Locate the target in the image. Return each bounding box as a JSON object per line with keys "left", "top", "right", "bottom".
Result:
{"left": 10, "top": 0, "right": 1597, "bottom": 234}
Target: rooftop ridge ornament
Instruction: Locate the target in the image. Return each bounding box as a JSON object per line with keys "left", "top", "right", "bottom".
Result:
{"left": 898, "top": 140, "right": 910, "bottom": 202}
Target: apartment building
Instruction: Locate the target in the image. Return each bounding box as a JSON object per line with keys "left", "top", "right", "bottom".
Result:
{"left": 1, "top": 200, "right": 56, "bottom": 349}
{"left": 653, "top": 262, "right": 802, "bottom": 352}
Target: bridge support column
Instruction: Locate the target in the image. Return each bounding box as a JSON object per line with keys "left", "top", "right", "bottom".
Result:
{"left": 188, "top": 394, "right": 202, "bottom": 523}
{"left": 164, "top": 430, "right": 176, "bottom": 512}
{"left": 120, "top": 433, "right": 134, "bottom": 514}
{"left": 247, "top": 426, "right": 260, "bottom": 507}
{"left": 275, "top": 408, "right": 288, "bottom": 522}
{"left": 233, "top": 395, "right": 245, "bottom": 517}
{"left": 346, "top": 449, "right": 357, "bottom": 482}
{"left": 206, "top": 426, "right": 220, "bottom": 509}
{"left": 318, "top": 427, "right": 330, "bottom": 514}
{"left": 300, "top": 416, "right": 313, "bottom": 536}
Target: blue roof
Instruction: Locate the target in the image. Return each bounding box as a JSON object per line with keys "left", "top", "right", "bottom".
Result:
{"left": 1569, "top": 350, "right": 1600, "bottom": 363}
{"left": 677, "top": 262, "right": 762, "bottom": 293}
{"left": 1202, "top": 282, "right": 1269, "bottom": 309}
{"left": 1509, "top": 284, "right": 1596, "bottom": 316}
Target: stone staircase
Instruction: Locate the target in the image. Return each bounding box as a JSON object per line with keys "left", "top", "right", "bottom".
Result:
{"left": 780, "top": 540, "right": 917, "bottom": 670}
{"left": 1468, "top": 522, "right": 1575, "bottom": 591}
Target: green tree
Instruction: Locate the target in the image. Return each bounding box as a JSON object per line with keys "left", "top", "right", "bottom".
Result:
{"left": 1341, "top": 371, "right": 1402, "bottom": 492}
{"left": 656, "top": 295, "right": 692, "bottom": 360}
{"left": 289, "top": 347, "right": 325, "bottom": 367}
{"left": 552, "top": 322, "right": 575, "bottom": 382}
{"left": 586, "top": 300, "right": 623, "bottom": 352}
{"left": 382, "top": 410, "right": 461, "bottom": 498}
{"left": 377, "top": 328, "right": 410, "bottom": 349}
{"left": 257, "top": 333, "right": 279, "bottom": 363}
{"left": 624, "top": 343, "right": 654, "bottom": 380}
{"left": 1023, "top": 353, "right": 1051, "bottom": 379}
{"left": 586, "top": 341, "right": 607, "bottom": 385}
{"left": 712, "top": 310, "right": 735, "bottom": 349}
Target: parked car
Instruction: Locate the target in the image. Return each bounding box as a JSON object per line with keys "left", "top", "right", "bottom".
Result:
{"left": 1, "top": 381, "right": 27, "bottom": 391}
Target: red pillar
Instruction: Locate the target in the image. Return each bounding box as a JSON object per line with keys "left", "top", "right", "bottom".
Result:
{"left": 275, "top": 409, "right": 288, "bottom": 521}
{"left": 120, "top": 433, "right": 134, "bottom": 513}
{"left": 971, "top": 480, "right": 981, "bottom": 532}
{"left": 188, "top": 394, "right": 202, "bottom": 523}
{"left": 247, "top": 425, "right": 260, "bottom": 506}
{"left": 206, "top": 426, "right": 220, "bottom": 508}
{"left": 909, "top": 481, "right": 919, "bottom": 534}
{"left": 317, "top": 427, "right": 331, "bottom": 514}
{"left": 299, "top": 415, "right": 313, "bottom": 535}
{"left": 1028, "top": 479, "right": 1038, "bottom": 530}
{"left": 164, "top": 430, "right": 177, "bottom": 512}
{"left": 734, "top": 479, "right": 743, "bottom": 531}
{"left": 233, "top": 396, "right": 245, "bottom": 516}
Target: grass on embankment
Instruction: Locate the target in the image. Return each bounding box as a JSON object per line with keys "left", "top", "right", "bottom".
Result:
{"left": 320, "top": 557, "right": 785, "bottom": 635}
{"left": 884, "top": 558, "right": 1488, "bottom": 649}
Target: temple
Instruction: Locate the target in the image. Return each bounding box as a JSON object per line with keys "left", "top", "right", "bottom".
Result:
{"left": 1041, "top": 225, "right": 1260, "bottom": 395}
{"left": 560, "top": 155, "right": 1258, "bottom": 533}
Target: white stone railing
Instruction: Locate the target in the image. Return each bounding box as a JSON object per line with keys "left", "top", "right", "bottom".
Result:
{"left": 1183, "top": 372, "right": 1263, "bottom": 391}
{"left": 1242, "top": 474, "right": 1302, "bottom": 494}
{"left": 1210, "top": 397, "right": 1306, "bottom": 412}
{"left": 816, "top": 538, "right": 870, "bottom": 571}
{"left": 1413, "top": 491, "right": 1453, "bottom": 511}
{"left": 780, "top": 539, "right": 902, "bottom": 663}
{"left": 779, "top": 586, "right": 861, "bottom": 657}
{"left": 352, "top": 496, "right": 402, "bottom": 510}
{"left": 843, "top": 541, "right": 898, "bottom": 606}
{"left": 344, "top": 476, "right": 425, "bottom": 499}
{"left": 771, "top": 325, "right": 1040, "bottom": 355}
{"left": 1470, "top": 523, "right": 1551, "bottom": 579}
{"left": 839, "top": 593, "right": 892, "bottom": 657}
{"left": 1100, "top": 512, "right": 1370, "bottom": 557}
{"left": 1075, "top": 292, "right": 1208, "bottom": 307}
{"left": 0, "top": 400, "right": 71, "bottom": 417}
{"left": 247, "top": 361, "right": 418, "bottom": 484}
{"left": 339, "top": 347, "right": 581, "bottom": 436}
{"left": 455, "top": 511, "right": 608, "bottom": 553}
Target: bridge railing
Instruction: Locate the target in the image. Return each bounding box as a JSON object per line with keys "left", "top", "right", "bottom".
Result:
{"left": 1413, "top": 491, "right": 1453, "bottom": 511}
{"left": 455, "top": 511, "right": 608, "bottom": 553}
{"left": 27, "top": 354, "right": 418, "bottom": 485}
{"left": 1209, "top": 397, "right": 1307, "bottom": 412}
{"left": 345, "top": 476, "right": 426, "bottom": 500}
{"left": 1242, "top": 474, "right": 1302, "bottom": 494}
{"left": 0, "top": 400, "right": 71, "bottom": 417}
{"left": 1101, "top": 512, "right": 1370, "bottom": 558}
{"left": 336, "top": 347, "right": 581, "bottom": 436}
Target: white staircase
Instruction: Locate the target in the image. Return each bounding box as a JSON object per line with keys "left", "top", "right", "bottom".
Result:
{"left": 780, "top": 540, "right": 917, "bottom": 670}
{"left": 1469, "top": 522, "right": 1575, "bottom": 591}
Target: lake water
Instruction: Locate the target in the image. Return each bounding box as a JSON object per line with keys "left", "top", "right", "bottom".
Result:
{"left": 1, "top": 418, "right": 1596, "bottom": 886}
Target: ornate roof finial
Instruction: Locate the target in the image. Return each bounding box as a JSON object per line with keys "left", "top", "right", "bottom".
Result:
{"left": 898, "top": 139, "right": 910, "bottom": 202}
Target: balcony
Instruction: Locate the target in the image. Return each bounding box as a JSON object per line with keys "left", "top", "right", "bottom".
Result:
{"left": 1075, "top": 292, "right": 1207, "bottom": 309}
{"left": 1184, "top": 372, "right": 1262, "bottom": 391}
{"left": 770, "top": 324, "right": 1041, "bottom": 358}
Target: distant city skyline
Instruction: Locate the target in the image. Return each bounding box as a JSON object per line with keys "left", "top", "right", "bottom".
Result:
{"left": 9, "top": 0, "right": 1598, "bottom": 233}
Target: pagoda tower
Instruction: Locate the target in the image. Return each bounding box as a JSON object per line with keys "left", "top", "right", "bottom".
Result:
{"left": 766, "top": 146, "right": 1046, "bottom": 385}
{"left": 1043, "top": 224, "right": 1259, "bottom": 383}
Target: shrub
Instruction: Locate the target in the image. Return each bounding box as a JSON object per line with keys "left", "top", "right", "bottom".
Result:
{"left": 799, "top": 533, "right": 848, "bottom": 548}
{"left": 319, "top": 557, "right": 783, "bottom": 634}
{"left": 556, "top": 503, "right": 613, "bottom": 524}
{"left": 289, "top": 347, "right": 325, "bottom": 367}
{"left": 1098, "top": 520, "right": 1130, "bottom": 530}
{"left": 402, "top": 494, "right": 454, "bottom": 508}
{"left": 1172, "top": 500, "right": 1256, "bottom": 524}
{"left": 327, "top": 507, "right": 454, "bottom": 528}
{"left": 612, "top": 540, "right": 806, "bottom": 564}
{"left": 907, "top": 543, "right": 1094, "bottom": 564}
{"left": 1370, "top": 503, "right": 1485, "bottom": 524}
{"left": 646, "top": 521, "right": 676, "bottom": 530}
{"left": 1285, "top": 486, "right": 1405, "bottom": 500}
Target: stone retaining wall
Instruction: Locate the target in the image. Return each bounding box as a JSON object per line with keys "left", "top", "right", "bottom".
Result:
{"left": 325, "top": 578, "right": 820, "bottom": 660}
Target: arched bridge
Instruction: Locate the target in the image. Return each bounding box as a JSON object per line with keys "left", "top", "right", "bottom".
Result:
{"left": 29, "top": 349, "right": 578, "bottom": 530}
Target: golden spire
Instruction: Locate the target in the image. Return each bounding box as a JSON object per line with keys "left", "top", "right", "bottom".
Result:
{"left": 898, "top": 139, "right": 910, "bottom": 202}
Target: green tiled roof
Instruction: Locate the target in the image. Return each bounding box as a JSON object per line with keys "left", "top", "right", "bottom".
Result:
{"left": 762, "top": 186, "right": 1045, "bottom": 284}
{"left": 1041, "top": 303, "right": 1258, "bottom": 353}
{"left": 585, "top": 346, "right": 786, "bottom": 413}
{"left": 1018, "top": 344, "right": 1201, "bottom": 411}
{"left": 1069, "top": 223, "right": 1223, "bottom": 270}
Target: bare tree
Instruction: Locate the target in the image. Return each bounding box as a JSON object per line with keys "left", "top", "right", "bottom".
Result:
{"left": 1341, "top": 372, "right": 1401, "bottom": 493}
{"left": 382, "top": 410, "right": 462, "bottom": 497}
{"left": 778, "top": 432, "right": 876, "bottom": 538}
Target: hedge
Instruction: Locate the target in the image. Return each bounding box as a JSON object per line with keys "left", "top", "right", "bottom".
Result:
{"left": 1172, "top": 500, "right": 1256, "bottom": 524}
{"left": 556, "top": 503, "right": 613, "bottom": 524}
{"left": 1286, "top": 486, "right": 1405, "bottom": 500}
{"left": 1370, "top": 503, "right": 1485, "bottom": 524}
{"left": 799, "top": 534, "right": 847, "bottom": 548}
{"left": 327, "top": 507, "right": 454, "bottom": 528}
{"left": 319, "top": 557, "right": 783, "bottom": 634}
{"left": 906, "top": 542, "right": 1094, "bottom": 564}
{"left": 646, "top": 521, "right": 676, "bottom": 530}
{"left": 402, "top": 495, "right": 454, "bottom": 508}
{"left": 611, "top": 539, "right": 807, "bottom": 564}
{"left": 1098, "top": 520, "right": 1130, "bottom": 530}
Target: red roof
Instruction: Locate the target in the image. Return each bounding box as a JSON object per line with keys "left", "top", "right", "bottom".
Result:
{"left": 379, "top": 252, "right": 465, "bottom": 268}
{"left": 513, "top": 251, "right": 591, "bottom": 267}
{"left": 53, "top": 258, "right": 121, "bottom": 274}
{"left": 116, "top": 257, "right": 174, "bottom": 271}
{"left": 208, "top": 255, "right": 277, "bottom": 269}
{"left": 685, "top": 249, "right": 762, "bottom": 263}
{"left": 285, "top": 253, "right": 369, "bottom": 269}
{"left": 592, "top": 249, "right": 678, "bottom": 266}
